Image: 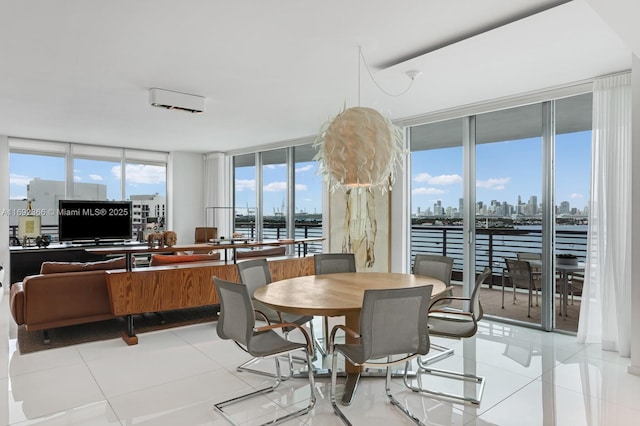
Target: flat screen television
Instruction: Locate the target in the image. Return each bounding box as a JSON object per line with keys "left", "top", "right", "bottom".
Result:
{"left": 58, "top": 200, "right": 133, "bottom": 243}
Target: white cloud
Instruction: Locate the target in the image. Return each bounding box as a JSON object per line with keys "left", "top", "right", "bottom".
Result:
{"left": 413, "top": 172, "right": 462, "bottom": 185}
{"left": 413, "top": 173, "right": 432, "bottom": 183}
{"left": 570, "top": 193, "right": 584, "bottom": 199}
{"left": 264, "top": 181, "right": 287, "bottom": 192}
{"left": 412, "top": 187, "right": 446, "bottom": 196}
{"left": 112, "top": 164, "right": 166, "bottom": 184}
{"left": 429, "top": 174, "right": 462, "bottom": 185}
{"left": 295, "top": 164, "right": 314, "bottom": 173}
{"left": 263, "top": 182, "right": 307, "bottom": 191}
{"left": 89, "top": 174, "right": 103, "bottom": 181}
{"left": 476, "top": 177, "right": 510, "bottom": 190}
{"left": 235, "top": 179, "right": 256, "bottom": 191}
{"left": 74, "top": 175, "right": 81, "bottom": 182}
{"left": 9, "top": 173, "right": 31, "bottom": 186}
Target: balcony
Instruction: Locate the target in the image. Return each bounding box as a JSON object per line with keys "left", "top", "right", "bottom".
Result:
{"left": 412, "top": 224, "right": 585, "bottom": 332}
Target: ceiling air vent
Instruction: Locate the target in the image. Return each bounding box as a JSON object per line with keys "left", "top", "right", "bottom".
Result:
{"left": 149, "top": 88, "right": 205, "bottom": 114}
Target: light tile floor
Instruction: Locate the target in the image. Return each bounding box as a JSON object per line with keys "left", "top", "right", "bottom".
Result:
{"left": 1, "top": 290, "right": 640, "bottom": 426}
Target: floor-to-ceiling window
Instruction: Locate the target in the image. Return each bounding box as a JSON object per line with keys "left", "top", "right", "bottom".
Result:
{"left": 261, "top": 149, "right": 288, "bottom": 240}
{"left": 553, "top": 93, "right": 592, "bottom": 332}
{"left": 475, "top": 104, "right": 544, "bottom": 328}
{"left": 409, "top": 118, "right": 465, "bottom": 283}
{"left": 294, "top": 144, "right": 323, "bottom": 253}
{"left": 231, "top": 143, "right": 322, "bottom": 246}
{"left": 407, "top": 89, "right": 592, "bottom": 333}
{"left": 233, "top": 153, "right": 257, "bottom": 239}
{"left": 124, "top": 160, "right": 167, "bottom": 239}
{"left": 8, "top": 139, "right": 168, "bottom": 244}
{"left": 8, "top": 150, "right": 66, "bottom": 242}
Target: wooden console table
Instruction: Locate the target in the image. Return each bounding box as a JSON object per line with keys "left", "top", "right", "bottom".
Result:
{"left": 104, "top": 255, "right": 315, "bottom": 345}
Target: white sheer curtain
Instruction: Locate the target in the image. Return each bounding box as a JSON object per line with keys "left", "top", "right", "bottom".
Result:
{"left": 577, "top": 73, "right": 632, "bottom": 357}
{"left": 203, "top": 153, "right": 233, "bottom": 237}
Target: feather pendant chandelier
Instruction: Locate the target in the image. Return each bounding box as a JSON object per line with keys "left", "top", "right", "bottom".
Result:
{"left": 313, "top": 47, "right": 414, "bottom": 192}
{"left": 313, "top": 106, "right": 403, "bottom": 191}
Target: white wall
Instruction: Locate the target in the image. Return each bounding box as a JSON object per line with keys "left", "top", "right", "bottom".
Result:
{"left": 390, "top": 145, "right": 410, "bottom": 273}
{"left": 0, "top": 136, "right": 9, "bottom": 293}
{"left": 167, "top": 152, "right": 205, "bottom": 244}
{"left": 586, "top": 0, "right": 640, "bottom": 57}
{"left": 630, "top": 54, "right": 640, "bottom": 375}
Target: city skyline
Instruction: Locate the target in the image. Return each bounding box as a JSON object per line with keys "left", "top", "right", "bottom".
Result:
{"left": 410, "top": 131, "right": 591, "bottom": 216}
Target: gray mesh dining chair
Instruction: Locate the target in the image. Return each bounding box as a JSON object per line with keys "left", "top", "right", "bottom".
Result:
{"left": 412, "top": 267, "right": 492, "bottom": 406}
{"left": 212, "top": 277, "right": 316, "bottom": 426}
{"left": 413, "top": 254, "right": 454, "bottom": 286}
{"left": 236, "top": 258, "right": 317, "bottom": 376}
{"left": 413, "top": 254, "right": 454, "bottom": 363}
{"left": 329, "top": 285, "right": 433, "bottom": 426}
{"left": 314, "top": 253, "right": 356, "bottom": 275}
{"left": 313, "top": 253, "right": 356, "bottom": 354}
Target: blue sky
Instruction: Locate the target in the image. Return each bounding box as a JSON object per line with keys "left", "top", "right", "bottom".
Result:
{"left": 411, "top": 130, "right": 591, "bottom": 214}
{"left": 10, "top": 154, "right": 166, "bottom": 201}
{"left": 234, "top": 161, "right": 324, "bottom": 216}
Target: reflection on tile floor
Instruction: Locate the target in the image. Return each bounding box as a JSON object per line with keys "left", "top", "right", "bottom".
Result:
{"left": 1, "top": 291, "right": 639, "bottom": 425}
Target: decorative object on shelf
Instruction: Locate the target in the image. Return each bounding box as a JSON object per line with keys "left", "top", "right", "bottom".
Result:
{"left": 556, "top": 253, "right": 579, "bottom": 265}
{"left": 147, "top": 232, "right": 165, "bottom": 248}
{"left": 18, "top": 200, "right": 42, "bottom": 247}
{"left": 35, "top": 234, "right": 51, "bottom": 248}
{"left": 163, "top": 231, "right": 177, "bottom": 246}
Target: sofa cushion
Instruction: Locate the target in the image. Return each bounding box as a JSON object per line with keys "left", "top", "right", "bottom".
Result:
{"left": 40, "top": 257, "right": 127, "bottom": 274}
{"left": 149, "top": 253, "right": 221, "bottom": 266}
{"left": 10, "top": 282, "right": 25, "bottom": 325}
{"left": 235, "top": 246, "right": 286, "bottom": 259}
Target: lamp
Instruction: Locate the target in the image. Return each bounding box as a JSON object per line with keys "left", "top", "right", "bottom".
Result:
{"left": 313, "top": 48, "right": 414, "bottom": 192}
{"left": 314, "top": 106, "right": 403, "bottom": 191}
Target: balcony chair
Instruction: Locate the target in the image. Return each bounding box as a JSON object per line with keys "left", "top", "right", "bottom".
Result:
{"left": 313, "top": 253, "right": 357, "bottom": 354}
{"left": 236, "top": 258, "right": 319, "bottom": 376}
{"left": 329, "top": 285, "right": 433, "bottom": 426}
{"left": 412, "top": 254, "right": 454, "bottom": 364}
{"left": 212, "top": 277, "right": 316, "bottom": 426}
{"left": 569, "top": 271, "right": 584, "bottom": 304}
{"left": 412, "top": 267, "right": 492, "bottom": 406}
{"left": 516, "top": 252, "right": 542, "bottom": 306}
{"left": 503, "top": 259, "right": 537, "bottom": 317}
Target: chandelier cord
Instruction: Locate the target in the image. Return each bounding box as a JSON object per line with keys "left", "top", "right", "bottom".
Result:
{"left": 358, "top": 46, "right": 417, "bottom": 98}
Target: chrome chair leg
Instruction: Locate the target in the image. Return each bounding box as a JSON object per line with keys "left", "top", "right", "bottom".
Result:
{"left": 218, "top": 350, "right": 316, "bottom": 426}
{"left": 386, "top": 361, "right": 427, "bottom": 426}
{"left": 417, "top": 343, "right": 454, "bottom": 367}
{"left": 407, "top": 364, "right": 486, "bottom": 406}
{"left": 331, "top": 354, "right": 428, "bottom": 425}
{"left": 236, "top": 330, "right": 294, "bottom": 380}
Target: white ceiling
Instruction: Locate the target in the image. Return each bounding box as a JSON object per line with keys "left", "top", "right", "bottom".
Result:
{"left": 0, "top": 0, "right": 633, "bottom": 154}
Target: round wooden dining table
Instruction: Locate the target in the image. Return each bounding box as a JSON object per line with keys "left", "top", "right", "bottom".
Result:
{"left": 253, "top": 272, "right": 446, "bottom": 404}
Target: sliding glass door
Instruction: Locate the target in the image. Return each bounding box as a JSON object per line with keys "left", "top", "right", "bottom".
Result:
{"left": 407, "top": 91, "right": 592, "bottom": 332}
{"left": 475, "top": 104, "right": 544, "bottom": 328}
{"left": 409, "top": 118, "right": 465, "bottom": 286}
